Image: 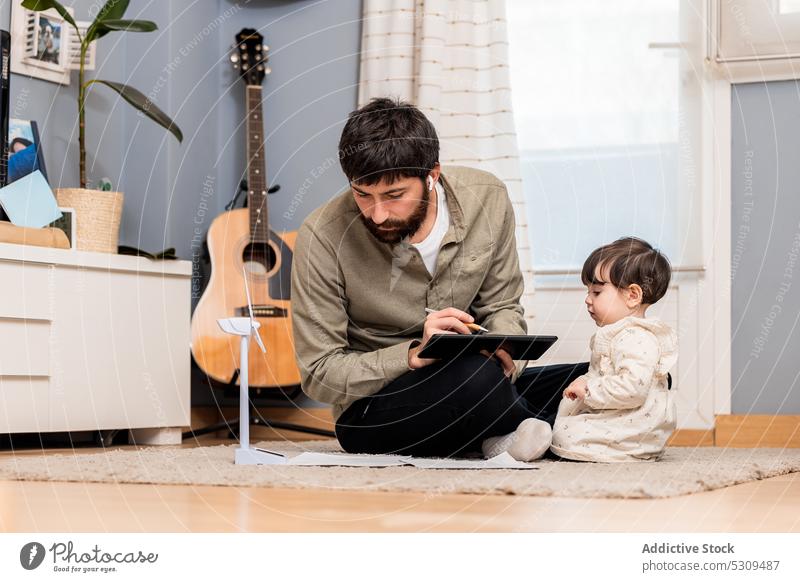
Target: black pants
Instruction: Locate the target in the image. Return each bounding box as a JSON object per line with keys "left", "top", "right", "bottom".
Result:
{"left": 335, "top": 355, "right": 590, "bottom": 458}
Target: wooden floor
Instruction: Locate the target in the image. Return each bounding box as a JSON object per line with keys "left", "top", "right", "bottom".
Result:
{"left": 1, "top": 434, "right": 799, "bottom": 533}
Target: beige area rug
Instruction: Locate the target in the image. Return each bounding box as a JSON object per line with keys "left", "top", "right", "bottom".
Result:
{"left": 2, "top": 439, "right": 800, "bottom": 499}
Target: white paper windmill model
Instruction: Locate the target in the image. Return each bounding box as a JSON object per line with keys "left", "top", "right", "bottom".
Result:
{"left": 216, "top": 269, "right": 286, "bottom": 465}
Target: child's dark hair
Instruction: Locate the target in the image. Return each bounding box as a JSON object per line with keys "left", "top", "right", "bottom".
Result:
{"left": 338, "top": 97, "right": 439, "bottom": 185}
{"left": 581, "top": 237, "right": 672, "bottom": 304}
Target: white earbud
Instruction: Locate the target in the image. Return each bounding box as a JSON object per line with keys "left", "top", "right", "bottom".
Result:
{"left": 427, "top": 176, "right": 434, "bottom": 191}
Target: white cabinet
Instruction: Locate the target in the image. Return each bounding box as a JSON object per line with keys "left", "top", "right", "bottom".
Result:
{"left": 0, "top": 243, "right": 191, "bottom": 444}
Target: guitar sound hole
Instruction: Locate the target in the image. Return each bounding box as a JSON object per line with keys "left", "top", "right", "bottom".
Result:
{"left": 242, "top": 242, "right": 277, "bottom": 277}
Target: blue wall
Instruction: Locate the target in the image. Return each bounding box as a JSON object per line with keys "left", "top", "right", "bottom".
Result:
{"left": 731, "top": 80, "right": 800, "bottom": 415}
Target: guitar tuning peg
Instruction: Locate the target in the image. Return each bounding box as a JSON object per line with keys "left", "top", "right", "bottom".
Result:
{"left": 264, "top": 67, "right": 271, "bottom": 75}
{"left": 263, "top": 45, "right": 270, "bottom": 52}
{"left": 230, "top": 54, "right": 239, "bottom": 63}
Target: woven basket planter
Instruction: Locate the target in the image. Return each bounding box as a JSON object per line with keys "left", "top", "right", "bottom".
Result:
{"left": 55, "top": 188, "right": 124, "bottom": 254}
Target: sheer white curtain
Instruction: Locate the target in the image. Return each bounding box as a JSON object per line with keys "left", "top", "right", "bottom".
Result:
{"left": 358, "top": 0, "right": 536, "bottom": 325}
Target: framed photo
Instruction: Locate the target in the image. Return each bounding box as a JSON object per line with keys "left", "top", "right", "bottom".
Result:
{"left": 28, "top": 12, "right": 66, "bottom": 72}
{"left": 7, "top": 119, "right": 49, "bottom": 184}
{"left": 10, "top": 4, "right": 73, "bottom": 84}
{"left": 50, "top": 207, "right": 76, "bottom": 250}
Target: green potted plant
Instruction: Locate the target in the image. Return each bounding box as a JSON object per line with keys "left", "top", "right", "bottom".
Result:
{"left": 22, "top": 0, "right": 183, "bottom": 253}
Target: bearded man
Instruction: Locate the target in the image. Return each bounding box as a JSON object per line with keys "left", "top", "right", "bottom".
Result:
{"left": 291, "top": 97, "right": 589, "bottom": 459}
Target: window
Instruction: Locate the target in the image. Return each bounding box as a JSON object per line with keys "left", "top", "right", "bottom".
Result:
{"left": 508, "top": 0, "right": 700, "bottom": 270}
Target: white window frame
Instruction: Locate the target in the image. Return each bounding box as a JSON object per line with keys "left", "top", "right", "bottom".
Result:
{"left": 707, "top": 0, "right": 800, "bottom": 82}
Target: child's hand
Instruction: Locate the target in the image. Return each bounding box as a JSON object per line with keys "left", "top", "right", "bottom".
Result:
{"left": 564, "top": 377, "right": 588, "bottom": 400}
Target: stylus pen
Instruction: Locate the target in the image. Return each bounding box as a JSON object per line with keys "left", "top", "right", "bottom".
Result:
{"left": 424, "top": 308, "right": 490, "bottom": 334}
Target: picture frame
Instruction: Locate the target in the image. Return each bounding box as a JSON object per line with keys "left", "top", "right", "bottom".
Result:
{"left": 7, "top": 118, "right": 49, "bottom": 184}
{"left": 49, "top": 206, "right": 76, "bottom": 250}
{"left": 9, "top": 4, "right": 73, "bottom": 84}
{"left": 27, "top": 12, "right": 67, "bottom": 72}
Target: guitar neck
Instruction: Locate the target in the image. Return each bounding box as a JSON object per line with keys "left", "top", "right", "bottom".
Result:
{"left": 246, "top": 85, "right": 268, "bottom": 242}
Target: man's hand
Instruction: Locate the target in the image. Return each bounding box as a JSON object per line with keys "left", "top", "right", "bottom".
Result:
{"left": 408, "top": 308, "right": 474, "bottom": 369}
{"left": 564, "top": 377, "right": 588, "bottom": 400}
{"left": 480, "top": 348, "right": 515, "bottom": 378}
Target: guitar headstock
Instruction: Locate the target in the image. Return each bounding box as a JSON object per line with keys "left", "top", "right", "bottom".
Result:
{"left": 231, "top": 28, "right": 271, "bottom": 86}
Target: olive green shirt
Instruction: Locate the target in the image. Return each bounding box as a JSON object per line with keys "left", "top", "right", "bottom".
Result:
{"left": 291, "top": 165, "right": 528, "bottom": 422}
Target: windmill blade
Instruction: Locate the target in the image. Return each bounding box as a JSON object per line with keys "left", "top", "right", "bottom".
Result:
{"left": 252, "top": 325, "right": 267, "bottom": 353}
{"left": 242, "top": 267, "right": 255, "bottom": 321}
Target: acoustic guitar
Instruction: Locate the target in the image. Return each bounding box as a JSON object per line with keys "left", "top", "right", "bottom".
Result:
{"left": 191, "top": 29, "right": 300, "bottom": 388}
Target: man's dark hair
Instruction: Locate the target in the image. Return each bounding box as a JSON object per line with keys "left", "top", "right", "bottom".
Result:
{"left": 581, "top": 236, "right": 672, "bottom": 304}
{"left": 338, "top": 97, "right": 439, "bottom": 185}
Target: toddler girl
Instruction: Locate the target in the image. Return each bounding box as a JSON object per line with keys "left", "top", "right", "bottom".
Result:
{"left": 549, "top": 236, "right": 678, "bottom": 462}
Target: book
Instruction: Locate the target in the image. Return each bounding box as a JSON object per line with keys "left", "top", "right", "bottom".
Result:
{"left": 0, "top": 170, "right": 61, "bottom": 228}
{"left": 0, "top": 29, "right": 11, "bottom": 219}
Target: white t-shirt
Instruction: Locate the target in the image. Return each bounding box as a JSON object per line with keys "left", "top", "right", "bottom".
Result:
{"left": 409, "top": 181, "right": 450, "bottom": 276}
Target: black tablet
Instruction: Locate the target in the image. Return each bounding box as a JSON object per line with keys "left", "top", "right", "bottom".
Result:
{"left": 417, "top": 334, "right": 558, "bottom": 361}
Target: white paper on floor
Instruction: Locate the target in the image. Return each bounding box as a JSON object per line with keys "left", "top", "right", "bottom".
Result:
{"left": 284, "top": 452, "right": 410, "bottom": 467}
{"left": 281, "top": 450, "right": 537, "bottom": 470}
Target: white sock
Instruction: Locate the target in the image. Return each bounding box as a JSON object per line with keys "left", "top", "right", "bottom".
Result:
{"left": 481, "top": 418, "right": 552, "bottom": 462}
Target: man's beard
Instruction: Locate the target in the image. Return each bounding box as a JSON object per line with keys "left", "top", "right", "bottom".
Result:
{"left": 360, "top": 187, "right": 430, "bottom": 244}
